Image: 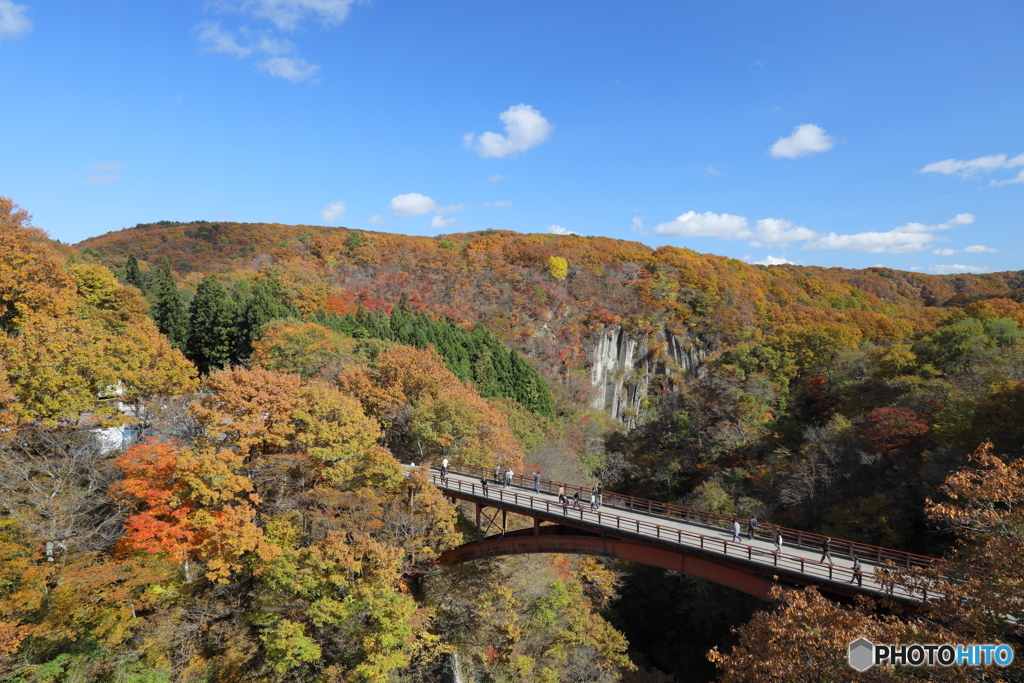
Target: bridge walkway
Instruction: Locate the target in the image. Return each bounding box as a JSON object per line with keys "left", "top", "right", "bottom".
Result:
{"left": 414, "top": 463, "right": 938, "bottom": 607}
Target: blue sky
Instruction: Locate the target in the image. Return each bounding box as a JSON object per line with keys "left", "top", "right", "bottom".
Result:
{"left": 2, "top": 1, "right": 1023, "bottom": 274}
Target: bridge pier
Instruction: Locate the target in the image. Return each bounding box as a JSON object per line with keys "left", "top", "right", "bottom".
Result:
{"left": 474, "top": 502, "right": 506, "bottom": 542}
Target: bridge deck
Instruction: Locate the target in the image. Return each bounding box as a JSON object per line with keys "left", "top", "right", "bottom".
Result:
{"left": 417, "top": 465, "right": 938, "bottom": 606}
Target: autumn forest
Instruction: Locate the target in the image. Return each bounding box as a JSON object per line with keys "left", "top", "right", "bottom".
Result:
{"left": 2, "top": 196, "right": 1024, "bottom": 682}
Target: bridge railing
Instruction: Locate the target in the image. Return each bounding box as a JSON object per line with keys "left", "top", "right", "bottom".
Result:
{"left": 416, "top": 458, "right": 934, "bottom": 571}
{"left": 427, "top": 472, "right": 928, "bottom": 599}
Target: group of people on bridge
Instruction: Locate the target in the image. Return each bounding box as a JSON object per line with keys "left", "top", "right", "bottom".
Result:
{"left": 556, "top": 483, "right": 602, "bottom": 511}
{"left": 730, "top": 520, "right": 863, "bottom": 586}
{"left": 440, "top": 458, "right": 868, "bottom": 589}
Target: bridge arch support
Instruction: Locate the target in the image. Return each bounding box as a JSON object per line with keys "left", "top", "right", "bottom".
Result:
{"left": 436, "top": 526, "right": 779, "bottom": 601}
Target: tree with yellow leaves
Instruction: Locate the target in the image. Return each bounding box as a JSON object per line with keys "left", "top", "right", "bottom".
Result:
{"left": 0, "top": 198, "right": 75, "bottom": 331}
{"left": 548, "top": 255, "right": 568, "bottom": 281}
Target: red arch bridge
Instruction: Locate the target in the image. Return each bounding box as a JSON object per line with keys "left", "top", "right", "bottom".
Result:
{"left": 411, "top": 462, "right": 938, "bottom": 608}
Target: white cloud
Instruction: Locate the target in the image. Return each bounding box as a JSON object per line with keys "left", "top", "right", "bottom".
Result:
{"left": 196, "top": 21, "right": 253, "bottom": 57}
{"left": 483, "top": 201, "right": 512, "bottom": 208}
{"left": 929, "top": 264, "right": 989, "bottom": 274}
{"left": 0, "top": 0, "right": 32, "bottom": 41}
{"left": 920, "top": 153, "right": 1024, "bottom": 177}
{"left": 629, "top": 217, "right": 647, "bottom": 235}
{"left": 389, "top": 193, "right": 436, "bottom": 218}
{"left": 548, "top": 225, "right": 579, "bottom": 235}
{"left": 430, "top": 215, "right": 455, "bottom": 230}
{"left": 213, "top": 0, "right": 369, "bottom": 30}
{"left": 921, "top": 152, "right": 1024, "bottom": 186}
{"left": 87, "top": 161, "right": 122, "bottom": 172}
{"left": 803, "top": 230, "right": 928, "bottom": 254}
{"left": 653, "top": 212, "right": 815, "bottom": 247}
{"left": 366, "top": 214, "right": 386, "bottom": 225}
{"left": 482, "top": 174, "right": 507, "bottom": 184}
{"left": 258, "top": 56, "right": 319, "bottom": 82}
{"left": 320, "top": 200, "right": 346, "bottom": 223}
{"left": 653, "top": 211, "right": 750, "bottom": 240}
{"left": 83, "top": 161, "right": 122, "bottom": 184}
{"left": 464, "top": 104, "right": 554, "bottom": 159}
{"left": 933, "top": 244, "right": 996, "bottom": 255}
{"left": 653, "top": 209, "right": 982, "bottom": 256}
{"left": 802, "top": 214, "right": 975, "bottom": 254}
{"left": 195, "top": 21, "right": 319, "bottom": 81}
{"left": 748, "top": 218, "right": 817, "bottom": 247}
{"left": 752, "top": 255, "right": 796, "bottom": 266}
{"left": 991, "top": 169, "right": 1024, "bottom": 187}
{"left": 388, "top": 193, "right": 466, "bottom": 218}
{"left": 769, "top": 124, "right": 836, "bottom": 159}
{"left": 705, "top": 164, "right": 722, "bottom": 176}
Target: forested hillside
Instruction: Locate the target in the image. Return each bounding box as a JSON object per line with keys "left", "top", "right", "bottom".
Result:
{"left": 1, "top": 203, "right": 1022, "bottom": 681}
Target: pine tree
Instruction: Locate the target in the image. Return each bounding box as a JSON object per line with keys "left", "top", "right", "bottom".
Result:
{"left": 186, "top": 275, "right": 235, "bottom": 374}
{"left": 149, "top": 257, "right": 188, "bottom": 348}
{"left": 124, "top": 254, "right": 145, "bottom": 290}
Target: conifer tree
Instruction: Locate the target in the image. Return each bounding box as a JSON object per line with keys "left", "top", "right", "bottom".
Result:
{"left": 149, "top": 257, "right": 188, "bottom": 348}
{"left": 234, "top": 278, "right": 292, "bottom": 361}
{"left": 186, "top": 275, "right": 236, "bottom": 374}
{"left": 124, "top": 253, "right": 145, "bottom": 290}
{"left": 346, "top": 229, "right": 363, "bottom": 253}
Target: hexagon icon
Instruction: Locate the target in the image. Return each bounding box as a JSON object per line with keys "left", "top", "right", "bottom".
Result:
{"left": 849, "top": 638, "right": 875, "bottom": 672}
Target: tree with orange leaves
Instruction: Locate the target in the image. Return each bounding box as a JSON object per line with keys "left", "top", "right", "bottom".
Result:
{"left": 707, "top": 586, "right": 968, "bottom": 683}
{"left": 338, "top": 344, "right": 524, "bottom": 470}
{"left": 115, "top": 438, "right": 276, "bottom": 582}
{"left": 193, "top": 366, "right": 402, "bottom": 494}
{"left": 0, "top": 198, "right": 75, "bottom": 331}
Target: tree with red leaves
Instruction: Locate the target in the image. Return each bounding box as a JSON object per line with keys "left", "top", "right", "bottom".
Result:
{"left": 859, "top": 406, "right": 931, "bottom": 458}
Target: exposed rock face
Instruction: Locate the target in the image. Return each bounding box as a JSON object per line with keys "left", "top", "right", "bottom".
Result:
{"left": 588, "top": 325, "right": 710, "bottom": 427}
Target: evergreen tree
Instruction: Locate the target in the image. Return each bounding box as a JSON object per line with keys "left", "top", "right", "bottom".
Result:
{"left": 149, "top": 257, "right": 188, "bottom": 348}
{"left": 234, "top": 278, "right": 293, "bottom": 361}
{"left": 346, "top": 230, "right": 363, "bottom": 253}
{"left": 124, "top": 254, "right": 145, "bottom": 290}
{"left": 336, "top": 296, "right": 554, "bottom": 417}
{"left": 186, "top": 275, "right": 236, "bottom": 374}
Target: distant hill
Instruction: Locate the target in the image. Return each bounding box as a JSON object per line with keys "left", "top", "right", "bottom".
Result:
{"left": 76, "top": 220, "right": 1024, "bottom": 410}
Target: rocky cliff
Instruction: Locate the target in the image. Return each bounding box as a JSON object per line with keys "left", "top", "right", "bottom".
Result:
{"left": 588, "top": 326, "right": 711, "bottom": 427}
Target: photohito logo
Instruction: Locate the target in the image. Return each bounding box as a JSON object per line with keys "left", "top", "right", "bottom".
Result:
{"left": 848, "top": 638, "right": 1014, "bottom": 671}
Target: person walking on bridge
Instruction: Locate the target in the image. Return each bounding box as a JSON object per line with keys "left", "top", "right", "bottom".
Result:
{"left": 820, "top": 537, "right": 833, "bottom": 564}
{"left": 504, "top": 468, "right": 513, "bottom": 487}
{"left": 732, "top": 520, "right": 741, "bottom": 542}
{"left": 774, "top": 531, "right": 783, "bottom": 554}
{"left": 595, "top": 482, "right": 603, "bottom": 508}
{"left": 494, "top": 464, "right": 501, "bottom": 484}
{"left": 558, "top": 485, "right": 566, "bottom": 505}
{"left": 533, "top": 471, "right": 541, "bottom": 493}
{"left": 440, "top": 458, "right": 449, "bottom": 479}
{"left": 850, "top": 556, "right": 863, "bottom": 587}
{"left": 748, "top": 517, "right": 757, "bottom": 540}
